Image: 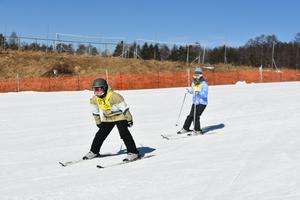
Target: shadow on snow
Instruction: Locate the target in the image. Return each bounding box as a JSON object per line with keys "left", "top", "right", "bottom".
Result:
{"left": 100, "top": 146, "right": 156, "bottom": 158}
{"left": 202, "top": 123, "right": 225, "bottom": 134}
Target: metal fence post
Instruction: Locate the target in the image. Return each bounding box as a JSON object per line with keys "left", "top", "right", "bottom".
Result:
{"left": 16, "top": 73, "right": 20, "bottom": 92}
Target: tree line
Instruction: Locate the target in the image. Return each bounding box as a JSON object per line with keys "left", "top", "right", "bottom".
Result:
{"left": 0, "top": 32, "right": 100, "bottom": 56}
{"left": 1, "top": 32, "right": 300, "bottom": 69}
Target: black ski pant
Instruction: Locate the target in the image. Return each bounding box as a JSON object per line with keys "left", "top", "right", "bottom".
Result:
{"left": 90, "top": 120, "right": 139, "bottom": 154}
{"left": 183, "top": 104, "right": 207, "bottom": 131}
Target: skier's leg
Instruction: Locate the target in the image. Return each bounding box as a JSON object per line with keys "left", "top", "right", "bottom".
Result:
{"left": 183, "top": 104, "right": 195, "bottom": 130}
{"left": 90, "top": 122, "right": 115, "bottom": 154}
{"left": 194, "top": 104, "right": 207, "bottom": 131}
{"left": 116, "top": 120, "right": 139, "bottom": 154}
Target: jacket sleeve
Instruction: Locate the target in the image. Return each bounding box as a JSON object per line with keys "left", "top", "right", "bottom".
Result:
{"left": 90, "top": 96, "right": 101, "bottom": 125}
{"left": 199, "top": 82, "right": 208, "bottom": 99}
{"left": 110, "top": 93, "right": 133, "bottom": 122}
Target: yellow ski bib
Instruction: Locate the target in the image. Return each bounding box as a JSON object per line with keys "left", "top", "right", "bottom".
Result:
{"left": 96, "top": 91, "right": 113, "bottom": 111}
{"left": 192, "top": 82, "right": 203, "bottom": 94}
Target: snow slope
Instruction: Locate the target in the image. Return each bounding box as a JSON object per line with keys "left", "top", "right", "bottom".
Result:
{"left": 0, "top": 82, "right": 300, "bottom": 200}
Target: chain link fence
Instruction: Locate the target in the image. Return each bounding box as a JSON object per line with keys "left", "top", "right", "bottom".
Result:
{"left": 0, "top": 35, "right": 123, "bottom": 56}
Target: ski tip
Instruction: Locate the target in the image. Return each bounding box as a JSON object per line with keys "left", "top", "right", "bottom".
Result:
{"left": 59, "top": 162, "right": 66, "bottom": 167}
{"left": 96, "top": 165, "right": 104, "bottom": 168}
{"left": 161, "top": 134, "right": 170, "bottom": 140}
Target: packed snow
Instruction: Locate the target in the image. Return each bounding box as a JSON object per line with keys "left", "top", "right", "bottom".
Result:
{"left": 0, "top": 82, "right": 300, "bottom": 200}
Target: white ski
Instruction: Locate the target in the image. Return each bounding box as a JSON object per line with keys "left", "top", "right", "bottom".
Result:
{"left": 96, "top": 154, "right": 155, "bottom": 169}
{"left": 59, "top": 159, "right": 86, "bottom": 167}
{"left": 59, "top": 153, "right": 115, "bottom": 167}
{"left": 161, "top": 132, "right": 205, "bottom": 140}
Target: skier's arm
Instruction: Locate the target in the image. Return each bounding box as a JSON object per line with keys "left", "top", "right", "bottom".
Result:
{"left": 199, "top": 82, "right": 208, "bottom": 98}
{"left": 90, "top": 97, "right": 101, "bottom": 126}
{"left": 110, "top": 93, "right": 133, "bottom": 126}
{"left": 110, "top": 93, "right": 130, "bottom": 115}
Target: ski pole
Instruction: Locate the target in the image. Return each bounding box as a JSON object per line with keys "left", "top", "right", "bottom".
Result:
{"left": 175, "top": 92, "right": 187, "bottom": 126}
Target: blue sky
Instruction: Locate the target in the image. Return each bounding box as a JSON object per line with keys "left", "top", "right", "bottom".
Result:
{"left": 1, "top": 0, "right": 299, "bottom": 47}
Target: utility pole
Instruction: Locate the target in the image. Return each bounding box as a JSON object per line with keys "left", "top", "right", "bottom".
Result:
{"left": 46, "top": 25, "right": 49, "bottom": 53}
{"left": 198, "top": 46, "right": 201, "bottom": 64}
{"left": 271, "top": 41, "right": 275, "bottom": 69}
{"left": 4, "top": 26, "right": 6, "bottom": 50}
{"left": 296, "top": 44, "right": 299, "bottom": 71}
{"left": 186, "top": 44, "right": 190, "bottom": 65}
{"left": 260, "top": 45, "right": 263, "bottom": 67}
{"left": 134, "top": 42, "right": 138, "bottom": 59}
{"left": 55, "top": 33, "right": 59, "bottom": 52}
{"left": 224, "top": 43, "right": 227, "bottom": 64}
{"left": 154, "top": 33, "right": 157, "bottom": 60}
{"left": 121, "top": 41, "right": 125, "bottom": 58}
{"left": 271, "top": 41, "right": 278, "bottom": 70}
{"left": 202, "top": 45, "right": 206, "bottom": 64}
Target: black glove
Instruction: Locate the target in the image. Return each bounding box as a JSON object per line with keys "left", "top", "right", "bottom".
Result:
{"left": 127, "top": 121, "right": 133, "bottom": 127}
{"left": 97, "top": 123, "right": 101, "bottom": 128}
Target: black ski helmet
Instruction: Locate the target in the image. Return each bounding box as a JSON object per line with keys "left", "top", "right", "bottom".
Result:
{"left": 92, "top": 78, "right": 108, "bottom": 96}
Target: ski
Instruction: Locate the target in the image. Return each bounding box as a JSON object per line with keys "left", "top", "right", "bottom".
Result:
{"left": 59, "top": 153, "right": 115, "bottom": 167}
{"left": 176, "top": 129, "right": 193, "bottom": 134}
{"left": 161, "top": 124, "right": 224, "bottom": 140}
{"left": 161, "top": 132, "right": 205, "bottom": 140}
{"left": 96, "top": 154, "right": 155, "bottom": 169}
{"left": 160, "top": 129, "right": 194, "bottom": 140}
{"left": 59, "top": 159, "right": 85, "bottom": 167}
{"left": 164, "top": 124, "right": 224, "bottom": 140}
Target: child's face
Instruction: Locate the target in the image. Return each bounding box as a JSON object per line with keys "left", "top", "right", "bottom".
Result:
{"left": 93, "top": 87, "right": 105, "bottom": 96}
{"left": 193, "top": 74, "right": 202, "bottom": 80}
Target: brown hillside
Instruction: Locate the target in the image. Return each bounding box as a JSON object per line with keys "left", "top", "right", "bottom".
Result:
{"left": 0, "top": 50, "right": 254, "bottom": 79}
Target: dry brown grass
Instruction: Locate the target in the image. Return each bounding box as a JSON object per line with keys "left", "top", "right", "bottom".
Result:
{"left": 0, "top": 50, "right": 257, "bottom": 79}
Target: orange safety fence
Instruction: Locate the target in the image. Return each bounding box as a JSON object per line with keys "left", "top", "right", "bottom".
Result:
{"left": 0, "top": 69, "right": 299, "bottom": 93}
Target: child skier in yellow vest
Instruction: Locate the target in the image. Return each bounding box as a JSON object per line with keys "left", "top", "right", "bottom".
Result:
{"left": 83, "top": 78, "right": 139, "bottom": 161}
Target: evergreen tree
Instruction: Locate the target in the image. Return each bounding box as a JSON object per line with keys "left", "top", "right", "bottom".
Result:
{"left": 28, "top": 42, "right": 41, "bottom": 51}
{"left": 141, "top": 42, "right": 150, "bottom": 60}
{"left": 127, "top": 42, "right": 140, "bottom": 58}
{"left": 178, "top": 46, "right": 187, "bottom": 62}
{"left": 113, "top": 41, "right": 124, "bottom": 56}
{"left": 295, "top": 32, "right": 300, "bottom": 43}
{"left": 8, "top": 32, "right": 18, "bottom": 50}
{"left": 128, "top": 43, "right": 135, "bottom": 58}
{"left": 90, "top": 46, "right": 98, "bottom": 55}
{"left": 295, "top": 33, "right": 300, "bottom": 69}
{"left": 86, "top": 44, "right": 97, "bottom": 55}
{"left": 0, "top": 34, "right": 6, "bottom": 49}
{"left": 148, "top": 44, "right": 155, "bottom": 59}
{"left": 76, "top": 44, "right": 87, "bottom": 55}
{"left": 168, "top": 45, "right": 179, "bottom": 61}
{"left": 226, "top": 47, "right": 240, "bottom": 64}
{"left": 209, "top": 47, "right": 224, "bottom": 64}
{"left": 159, "top": 44, "right": 170, "bottom": 61}
{"left": 188, "top": 45, "right": 201, "bottom": 63}
{"left": 154, "top": 44, "right": 161, "bottom": 60}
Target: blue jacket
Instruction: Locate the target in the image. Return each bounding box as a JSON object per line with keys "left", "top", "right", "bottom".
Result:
{"left": 187, "top": 80, "right": 208, "bottom": 105}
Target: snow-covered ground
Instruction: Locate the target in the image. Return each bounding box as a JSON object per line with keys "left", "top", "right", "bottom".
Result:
{"left": 0, "top": 82, "right": 300, "bottom": 200}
